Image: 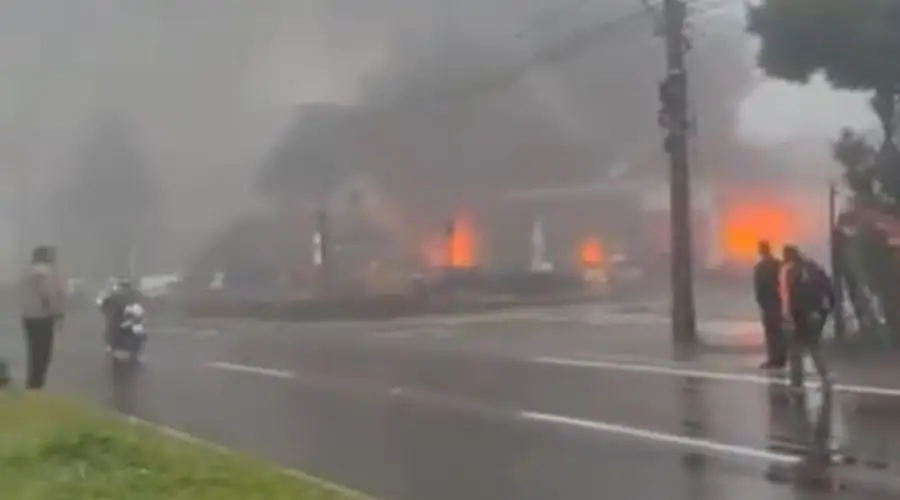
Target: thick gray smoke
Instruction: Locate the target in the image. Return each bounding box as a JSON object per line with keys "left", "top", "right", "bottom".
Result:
{"left": 207, "top": 0, "right": 759, "bottom": 281}
{"left": 256, "top": 1, "right": 754, "bottom": 232}
{"left": 0, "top": 0, "right": 754, "bottom": 279}
{"left": 0, "top": 0, "right": 358, "bottom": 275}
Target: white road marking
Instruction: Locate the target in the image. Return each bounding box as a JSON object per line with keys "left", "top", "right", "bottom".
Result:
{"left": 579, "top": 313, "right": 670, "bottom": 326}
{"left": 400, "top": 309, "right": 572, "bottom": 327}
{"left": 373, "top": 327, "right": 455, "bottom": 340}
{"left": 206, "top": 361, "right": 295, "bottom": 379}
{"left": 373, "top": 329, "right": 417, "bottom": 339}
{"left": 534, "top": 356, "right": 900, "bottom": 398}
{"left": 519, "top": 411, "right": 802, "bottom": 464}
{"left": 203, "top": 359, "right": 805, "bottom": 466}
{"left": 147, "top": 326, "right": 219, "bottom": 336}
{"left": 431, "top": 329, "right": 454, "bottom": 339}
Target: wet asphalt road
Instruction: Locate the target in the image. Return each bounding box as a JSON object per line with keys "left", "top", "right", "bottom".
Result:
{"left": 2, "top": 304, "right": 900, "bottom": 500}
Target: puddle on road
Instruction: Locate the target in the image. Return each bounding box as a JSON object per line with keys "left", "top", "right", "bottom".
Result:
{"left": 676, "top": 374, "right": 900, "bottom": 495}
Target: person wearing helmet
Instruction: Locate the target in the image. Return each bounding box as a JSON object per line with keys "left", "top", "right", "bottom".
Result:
{"left": 95, "top": 277, "right": 119, "bottom": 307}
{"left": 99, "top": 277, "right": 142, "bottom": 352}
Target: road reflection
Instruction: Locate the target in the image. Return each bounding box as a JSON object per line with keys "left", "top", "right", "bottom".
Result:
{"left": 765, "top": 381, "right": 844, "bottom": 492}
{"left": 680, "top": 376, "right": 708, "bottom": 497}
{"left": 108, "top": 359, "right": 140, "bottom": 414}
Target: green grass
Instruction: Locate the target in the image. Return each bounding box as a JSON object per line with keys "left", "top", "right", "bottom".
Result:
{"left": 0, "top": 392, "right": 365, "bottom": 500}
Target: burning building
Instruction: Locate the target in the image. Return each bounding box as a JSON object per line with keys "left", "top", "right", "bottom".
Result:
{"left": 193, "top": 5, "right": 763, "bottom": 295}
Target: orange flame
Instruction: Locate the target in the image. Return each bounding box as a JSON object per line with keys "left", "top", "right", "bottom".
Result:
{"left": 448, "top": 216, "right": 476, "bottom": 268}
{"left": 422, "top": 215, "right": 478, "bottom": 269}
{"left": 721, "top": 203, "right": 795, "bottom": 265}
{"left": 578, "top": 236, "right": 605, "bottom": 268}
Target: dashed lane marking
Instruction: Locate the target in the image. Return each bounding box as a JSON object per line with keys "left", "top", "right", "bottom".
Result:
{"left": 206, "top": 361, "right": 295, "bottom": 379}
{"left": 205, "top": 360, "right": 803, "bottom": 466}
{"left": 533, "top": 356, "right": 900, "bottom": 398}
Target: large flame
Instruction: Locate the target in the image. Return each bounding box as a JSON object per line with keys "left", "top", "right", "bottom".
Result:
{"left": 423, "top": 215, "right": 478, "bottom": 269}
{"left": 578, "top": 236, "right": 606, "bottom": 268}
{"left": 448, "top": 216, "right": 476, "bottom": 268}
{"left": 720, "top": 203, "right": 796, "bottom": 264}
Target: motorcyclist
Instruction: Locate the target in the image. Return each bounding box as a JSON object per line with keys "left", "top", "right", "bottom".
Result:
{"left": 96, "top": 277, "right": 119, "bottom": 307}
{"left": 99, "top": 277, "right": 143, "bottom": 352}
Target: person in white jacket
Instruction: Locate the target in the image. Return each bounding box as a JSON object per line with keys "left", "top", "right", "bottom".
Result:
{"left": 19, "top": 246, "right": 65, "bottom": 389}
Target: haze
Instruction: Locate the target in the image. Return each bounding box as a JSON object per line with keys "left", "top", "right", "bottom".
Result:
{"left": 0, "top": 0, "right": 870, "bottom": 279}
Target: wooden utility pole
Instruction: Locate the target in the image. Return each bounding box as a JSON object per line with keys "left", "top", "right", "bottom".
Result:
{"left": 660, "top": 0, "right": 697, "bottom": 343}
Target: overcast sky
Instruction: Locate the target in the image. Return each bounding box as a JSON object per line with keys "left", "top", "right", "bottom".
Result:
{"left": 0, "top": 0, "right": 878, "bottom": 275}
{"left": 738, "top": 76, "right": 874, "bottom": 147}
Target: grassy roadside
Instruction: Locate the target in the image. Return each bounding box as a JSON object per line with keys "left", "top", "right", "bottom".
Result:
{"left": 0, "top": 392, "right": 364, "bottom": 500}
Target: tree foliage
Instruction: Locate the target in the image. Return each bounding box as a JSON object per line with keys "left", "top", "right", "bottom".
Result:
{"left": 60, "top": 116, "right": 161, "bottom": 277}
{"left": 833, "top": 128, "right": 877, "bottom": 200}
{"left": 748, "top": 0, "right": 900, "bottom": 199}
{"left": 747, "top": 0, "right": 900, "bottom": 90}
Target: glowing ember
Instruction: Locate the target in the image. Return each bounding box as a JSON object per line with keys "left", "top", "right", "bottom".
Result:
{"left": 578, "top": 236, "right": 605, "bottom": 268}
{"left": 721, "top": 204, "right": 795, "bottom": 264}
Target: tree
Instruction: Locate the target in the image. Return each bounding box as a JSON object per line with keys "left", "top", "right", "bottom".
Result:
{"left": 833, "top": 128, "right": 877, "bottom": 203}
{"left": 60, "top": 116, "right": 162, "bottom": 278}
{"left": 747, "top": 0, "right": 900, "bottom": 198}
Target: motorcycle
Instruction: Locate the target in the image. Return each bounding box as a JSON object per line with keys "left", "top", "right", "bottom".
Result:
{"left": 99, "top": 293, "right": 147, "bottom": 363}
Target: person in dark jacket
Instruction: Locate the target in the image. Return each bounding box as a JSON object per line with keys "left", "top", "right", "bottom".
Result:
{"left": 99, "top": 277, "right": 142, "bottom": 352}
{"left": 754, "top": 240, "right": 785, "bottom": 369}
{"left": 779, "top": 245, "right": 835, "bottom": 387}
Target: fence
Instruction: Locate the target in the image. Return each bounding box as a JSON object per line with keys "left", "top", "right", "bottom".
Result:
{"left": 841, "top": 206, "right": 900, "bottom": 347}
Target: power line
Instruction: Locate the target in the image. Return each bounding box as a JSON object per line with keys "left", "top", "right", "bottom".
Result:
{"left": 520, "top": 0, "right": 597, "bottom": 35}
{"left": 685, "top": 0, "right": 746, "bottom": 37}
{"left": 391, "top": 5, "right": 656, "bottom": 111}
{"left": 415, "top": 0, "right": 737, "bottom": 108}
{"left": 370, "top": 0, "right": 738, "bottom": 118}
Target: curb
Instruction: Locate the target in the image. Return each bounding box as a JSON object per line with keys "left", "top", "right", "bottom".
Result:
{"left": 178, "top": 295, "right": 606, "bottom": 324}
{"left": 122, "top": 414, "right": 378, "bottom": 500}
{"left": 0, "top": 384, "right": 378, "bottom": 499}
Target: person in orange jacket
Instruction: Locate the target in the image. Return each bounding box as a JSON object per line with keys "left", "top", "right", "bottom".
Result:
{"left": 779, "top": 245, "right": 835, "bottom": 387}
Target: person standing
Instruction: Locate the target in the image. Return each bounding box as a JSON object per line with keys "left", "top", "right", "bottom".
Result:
{"left": 19, "top": 246, "right": 65, "bottom": 389}
{"left": 779, "top": 245, "right": 835, "bottom": 388}
{"left": 754, "top": 240, "right": 785, "bottom": 369}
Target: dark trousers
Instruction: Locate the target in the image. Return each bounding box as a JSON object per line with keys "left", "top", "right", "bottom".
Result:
{"left": 761, "top": 308, "right": 786, "bottom": 366}
{"left": 788, "top": 312, "right": 831, "bottom": 388}
{"left": 22, "top": 317, "right": 56, "bottom": 389}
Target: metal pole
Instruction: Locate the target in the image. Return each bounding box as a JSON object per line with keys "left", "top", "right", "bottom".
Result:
{"left": 128, "top": 246, "right": 138, "bottom": 280}
{"left": 829, "top": 181, "right": 847, "bottom": 340}
{"left": 445, "top": 218, "right": 456, "bottom": 269}
{"left": 15, "top": 170, "right": 26, "bottom": 267}
{"left": 661, "top": 0, "right": 697, "bottom": 343}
